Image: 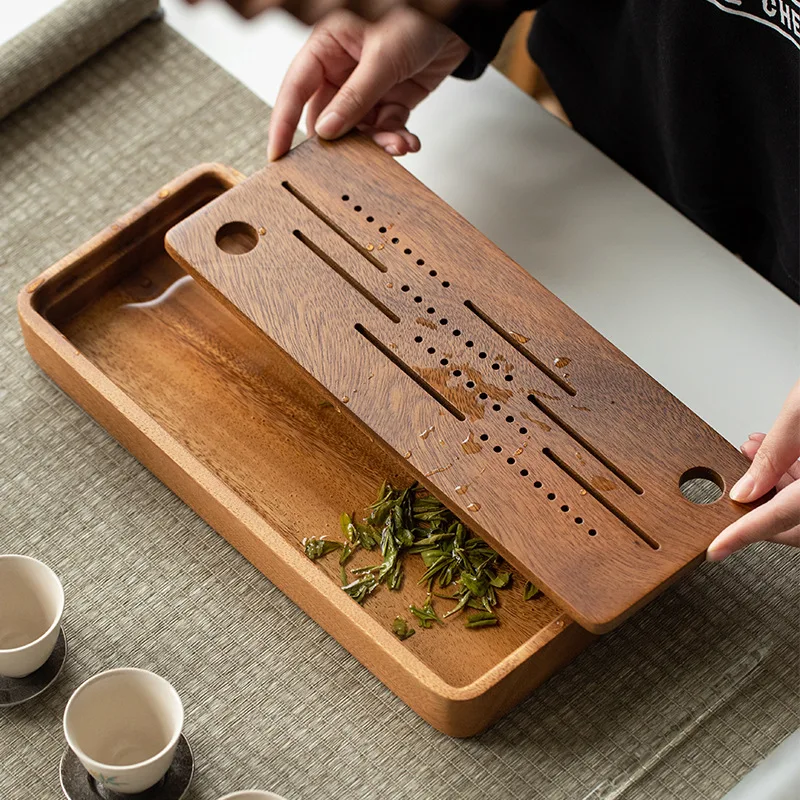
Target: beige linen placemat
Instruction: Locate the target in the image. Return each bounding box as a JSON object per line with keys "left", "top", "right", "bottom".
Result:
{"left": 0, "top": 0, "right": 160, "bottom": 120}
{"left": 1, "top": 12, "right": 798, "bottom": 800}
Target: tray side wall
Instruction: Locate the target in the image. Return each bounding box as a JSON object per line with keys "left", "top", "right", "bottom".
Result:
{"left": 16, "top": 165, "right": 593, "bottom": 737}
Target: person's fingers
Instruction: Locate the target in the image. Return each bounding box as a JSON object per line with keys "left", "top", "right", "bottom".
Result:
{"left": 315, "top": 48, "right": 406, "bottom": 139}
{"left": 380, "top": 77, "right": 431, "bottom": 110}
{"left": 374, "top": 104, "right": 421, "bottom": 151}
{"left": 370, "top": 128, "right": 412, "bottom": 155}
{"left": 306, "top": 80, "right": 340, "bottom": 137}
{"left": 730, "top": 380, "right": 800, "bottom": 503}
{"left": 707, "top": 479, "right": 800, "bottom": 560}
{"left": 269, "top": 43, "right": 331, "bottom": 161}
{"left": 740, "top": 437, "right": 800, "bottom": 489}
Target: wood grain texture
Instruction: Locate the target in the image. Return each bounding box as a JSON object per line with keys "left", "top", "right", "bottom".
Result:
{"left": 165, "top": 135, "right": 758, "bottom": 633}
{"left": 18, "top": 164, "right": 593, "bottom": 737}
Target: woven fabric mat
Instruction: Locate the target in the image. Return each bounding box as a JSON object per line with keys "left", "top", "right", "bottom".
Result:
{"left": 0, "top": 0, "right": 160, "bottom": 120}
{"left": 1, "top": 12, "right": 799, "bottom": 800}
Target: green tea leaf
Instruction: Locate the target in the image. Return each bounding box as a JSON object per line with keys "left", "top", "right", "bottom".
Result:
{"left": 342, "top": 574, "right": 379, "bottom": 604}
{"left": 523, "top": 581, "right": 541, "bottom": 601}
{"left": 340, "top": 512, "right": 358, "bottom": 545}
{"left": 321, "top": 481, "right": 519, "bottom": 630}
{"left": 391, "top": 616, "right": 415, "bottom": 641}
{"left": 465, "top": 611, "right": 499, "bottom": 629}
{"left": 303, "top": 537, "right": 342, "bottom": 561}
{"left": 489, "top": 571, "right": 511, "bottom": 589}
{"left": 409, "top": 596, "right": 443, "bottom": 629}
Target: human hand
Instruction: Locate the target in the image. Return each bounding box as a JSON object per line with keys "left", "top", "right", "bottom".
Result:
{"left": 185, "top": 0, "right": 461, "bottom": 25}
{"left": 707, "top": 379, "right": 800, "bottom": 560}
{"left": 266, "top": 8, "right": 469, "bottom": 161}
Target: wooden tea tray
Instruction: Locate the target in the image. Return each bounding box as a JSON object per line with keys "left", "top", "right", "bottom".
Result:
{"left": 18, "top": 164, "right": 593, "bottom": 737}
{"left": 166, "top": 134, "right": 754, "bottom": 634}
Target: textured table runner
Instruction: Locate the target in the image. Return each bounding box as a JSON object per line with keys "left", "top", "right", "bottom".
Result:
{"left": 1, "top": 12, "right": 799, "bottom": 800}
{"left": 0, "top": 0, "right": 161, "bottom": 120}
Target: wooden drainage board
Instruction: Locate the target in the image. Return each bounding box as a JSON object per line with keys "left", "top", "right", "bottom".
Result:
{"left": 166, "top": 133, "right": 755, "bottom": 635}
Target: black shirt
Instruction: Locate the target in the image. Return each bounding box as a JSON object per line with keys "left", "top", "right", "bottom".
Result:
{"left": 451, "top": 0, "right": 800, "bottom": 302}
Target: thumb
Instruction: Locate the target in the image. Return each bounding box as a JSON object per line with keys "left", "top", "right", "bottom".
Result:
{"left": 730, "top": 380, "right": 800, "bottom": 503}
{"left": 316, "top": 51, "right": 403, "bottom": 140}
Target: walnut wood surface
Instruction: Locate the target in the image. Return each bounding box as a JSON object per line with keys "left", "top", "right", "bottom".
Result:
{"left": 18, "top": 164, "right": 593, "bottom": 736}
{"left": 166, "top": 136, "right": 756, "bottom": 633}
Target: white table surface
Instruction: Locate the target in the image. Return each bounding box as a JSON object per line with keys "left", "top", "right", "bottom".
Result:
{"left": 4, "top": 1, "right": 799, "bottom": 795}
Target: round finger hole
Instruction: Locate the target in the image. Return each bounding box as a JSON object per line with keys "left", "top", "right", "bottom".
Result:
{"left": 215, "top": 221, "right": 259, "bottom": 255}
{"left": 679, "top": 467, "right": 725, "bottom": 504}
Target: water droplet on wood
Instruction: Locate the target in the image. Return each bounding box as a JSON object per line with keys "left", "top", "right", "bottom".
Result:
{"left": 554, "top": 357, "right": 571, "bottom": 369}
{"left": 461, "top": 431, "right": 482, "bottom": 454}
{"left": 419, "top": 425, "right": 435, "bottom": 440}
{"left": 157, "top": 189, "right": 170, "bottom": 198}
{"left": 342, "top": 396, "right": 350, "bottom": 404}
{"left": 424, "top": 464, "right": 453, "bottom": 477}
{"left": 403, "top": 451, "right": 412, "bottom": 459}
{"left": 258, "top": 226, "right": 266, "bottom": 235}
{"left": 466, "top": 502, "right": 481, "bottom": 512}
{"left": 456, "top": 484, "right": 469, "bottom": 495}
{"left": 509, "top": 330, "right": 529, "bottom": 344}
{"left": 366, "top": 243, "right": 374, "bottom": 251}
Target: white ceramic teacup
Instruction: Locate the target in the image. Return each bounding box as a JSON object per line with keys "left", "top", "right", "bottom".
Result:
{"left": 0, "top": 554, "right": 64, "bottom": 678}
{"left": 217, "top": 793, "right": 288, "bottom": 800}
{"left": 63, "top": 668, "right": 184, "bottom": 795}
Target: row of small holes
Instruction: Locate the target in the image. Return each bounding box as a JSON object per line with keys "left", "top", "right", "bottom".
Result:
{"left": 409, "top": 326, "right": 597, "bottom": 538}
{"left": 343, "top": 194, "right": 595, "bottom": 537}
{"left": 342, "top": 195, "right": 457, "bottom": 289}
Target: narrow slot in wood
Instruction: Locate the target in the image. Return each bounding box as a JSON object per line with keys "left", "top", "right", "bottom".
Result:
{"left": 282, "top": 181, "right": 388, "bottom": 273}
{"left": 530, "top": 394, "right": 644, "bottom": 495}
{"left": 463, "top": 300, "right": 577, "bottom": 396}
{"left": 354, "top": 324, "right": 466, "bottom": 421}
{"left": 293, "top": 230, "right": 400, "bottom": 323}
{"left": 542, "top": 448, "right": 659, "bottom": 550}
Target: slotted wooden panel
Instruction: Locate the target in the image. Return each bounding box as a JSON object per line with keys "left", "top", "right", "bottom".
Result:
{"left": 165, "top": 135, "right": 755, "bottom": 633}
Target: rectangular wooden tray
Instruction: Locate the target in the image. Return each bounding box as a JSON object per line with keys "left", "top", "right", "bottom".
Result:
{"left": 18, "top": 163, "right": 594, "bottom": 737}
{"left": 166, "top": 135, "right": 753, "bottom": 634}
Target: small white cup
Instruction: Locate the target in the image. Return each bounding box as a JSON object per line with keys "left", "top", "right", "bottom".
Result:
{"left": 217, "top": 793, "right": 288, "bottom": 800}
{"left": 63, "top": 668, "right": 184, "bottom": 795}
{"left": 0, "top": 554, "right": 64, "bottom": 678}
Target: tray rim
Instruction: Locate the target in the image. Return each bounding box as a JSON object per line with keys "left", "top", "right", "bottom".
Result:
{"left": 17, "top": 162, "right": 592, "bottom": 735}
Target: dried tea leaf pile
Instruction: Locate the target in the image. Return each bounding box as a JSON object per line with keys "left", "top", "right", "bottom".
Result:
{"left": 302, "top": 482, "right": 542, "bottom": 637}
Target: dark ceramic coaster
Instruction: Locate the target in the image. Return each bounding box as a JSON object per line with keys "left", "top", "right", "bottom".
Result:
{"left": 60, "top": 734, "right": 193, "bottom": 800}
{"left": 0, "top": 627, "right": 67, "bottom": 707}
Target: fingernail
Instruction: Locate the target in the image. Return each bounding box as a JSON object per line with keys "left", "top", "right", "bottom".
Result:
{"left": 730, "top": 473, "right": 754, "bottom": 502}
{"left": 706, "top": 546, "right": 729, "bottom": 562}
{"left": 386, "top": 145, "right": 400, "bottom": 156}
{"left": 316, "top": 111, "right": 344, "bottom": 139}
